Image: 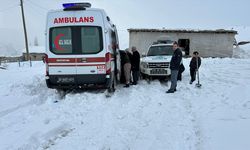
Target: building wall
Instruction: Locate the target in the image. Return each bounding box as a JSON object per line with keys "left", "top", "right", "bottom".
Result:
{"left": 129, "top": 32, "right": 235, "bottom": 57}
{"left": 22, "top": 53, "right": 45, "bottom": 61}
{"left": 0, "top": 53, "right": 45, "bottom": 63}
{"left": 0, "top": 56, "right": 22, "bottom": 63}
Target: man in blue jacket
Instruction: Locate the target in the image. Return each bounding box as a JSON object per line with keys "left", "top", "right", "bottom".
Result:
{"left": 166, "top": 41, "right": 183, "bottom": 93}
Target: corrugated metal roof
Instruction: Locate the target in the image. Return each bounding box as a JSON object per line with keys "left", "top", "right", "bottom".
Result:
{"left": 128, "top": 28, "right": 237, "bottom": 34}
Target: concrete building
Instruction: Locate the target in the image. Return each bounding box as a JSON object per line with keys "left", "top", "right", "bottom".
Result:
{"left": 128, "top": 29, "right": 237, "bottom": 57}
{"left": 22, "top": 46, "right": 45, "bottom": 61}
{"left": 0, "top": 56, "right": 22, "bottom": 63}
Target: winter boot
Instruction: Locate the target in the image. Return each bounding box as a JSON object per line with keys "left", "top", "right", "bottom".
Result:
{"left": 124, "top": 84, "right": 130, "bottom": 88}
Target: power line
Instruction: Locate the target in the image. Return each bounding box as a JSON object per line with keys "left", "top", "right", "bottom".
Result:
{"left": 3, "top": 1, "right": 18, "bottom": 6}
{"left": 25, "top": 0, "right": 48, "bottom": 11}
{"left": 0, "top": 4, "right": 19, "bottom": 13}
{"left": 25, "top": 2, "right": 47, "bottom": 16}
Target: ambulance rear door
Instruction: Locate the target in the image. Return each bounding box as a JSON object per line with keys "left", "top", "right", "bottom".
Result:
{"left": 47, "top": 11, "right": 77, "bottom": 84}
{"left": 74, "top": 10, "right": 106, "bottom": 81}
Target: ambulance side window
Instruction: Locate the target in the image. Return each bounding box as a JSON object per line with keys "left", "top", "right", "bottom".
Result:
{"left": 51, "top": 27, "right": 72, "bottom": 54}
{"left": 80, "top": 27, "right": 102, "bottom": 54}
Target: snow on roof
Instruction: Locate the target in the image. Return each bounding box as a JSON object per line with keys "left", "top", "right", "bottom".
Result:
{"left": 22, "top": 46, "right": 45, "bottom": 54}
{"left": 128, "top": 28, "right": 237, "bottom": 34}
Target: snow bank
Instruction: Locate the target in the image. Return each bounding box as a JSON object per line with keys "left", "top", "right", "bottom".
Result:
{"left": 233, "top": 26, "right": 250, "bottom": 58}
{"left": 233, "top": 45, "right": 250, "bottom": 59}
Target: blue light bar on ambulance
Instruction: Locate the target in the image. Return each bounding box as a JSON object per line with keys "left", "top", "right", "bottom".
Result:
{"left": 62, "top": 3, "right": 75, "bottom": 8}
{"left": 63, "top": 3, "right": 91, "bottom": 10}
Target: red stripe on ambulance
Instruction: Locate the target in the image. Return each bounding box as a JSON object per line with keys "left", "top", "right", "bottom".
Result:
{"left": 48, "top": 64, "right": 105, "bottom": 67}
{"left": 48, "top": 57, "right": 106, "bottom": 63}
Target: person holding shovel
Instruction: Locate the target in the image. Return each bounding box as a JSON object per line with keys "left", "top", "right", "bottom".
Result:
{"left": 189, "top": 51, "right": 201, "bottom": 84}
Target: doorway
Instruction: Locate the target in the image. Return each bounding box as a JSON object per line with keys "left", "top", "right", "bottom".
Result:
{"left": 178, "top": 39, "right": 190, "bottom": 56}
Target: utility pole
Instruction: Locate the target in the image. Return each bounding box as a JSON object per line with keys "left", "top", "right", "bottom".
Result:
{"left": 20, "top": 0, "right": 30, "bottom": 61}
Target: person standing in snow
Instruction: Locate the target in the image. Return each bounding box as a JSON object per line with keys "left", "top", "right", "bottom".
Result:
{"left": 189, "top": 51, "right": 201, "bottom": 84}
{"left": 126, "top": 48, "right": 133, "bottom": 63}
{"left": 122, "top": 51, "right": 132, "bottom": 88}
{"left": 166, "top": 41, "right": 183, "bottom": 93}
{"left": 125, "top": 48, "right": 133, "bottom": 83}
{"left": 131, "top": 46, "right": 140, "bottom": 85}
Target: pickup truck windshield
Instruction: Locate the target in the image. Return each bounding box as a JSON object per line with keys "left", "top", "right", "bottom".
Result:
{"left": 147, "top": 45, "right": 173, "bottom": 56}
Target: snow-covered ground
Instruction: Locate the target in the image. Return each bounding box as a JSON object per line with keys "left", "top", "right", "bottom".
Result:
{"left": 1, "top": 49, "right": 250, "bottom": 150}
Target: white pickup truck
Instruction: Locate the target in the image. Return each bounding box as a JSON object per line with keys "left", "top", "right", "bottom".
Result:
{"left": 140, "top": 42, "right": 174, "bottom": 79}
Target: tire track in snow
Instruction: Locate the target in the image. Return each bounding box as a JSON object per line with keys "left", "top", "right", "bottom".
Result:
{"left": 16, "top": 124, "right": 75, "bottom": 150}
{"left": 0, "top": 77, "right": 59, "bottom": 118}
{"left": 0, "top": 100, "right": 35, "bottom": 118}
{"left": 183, "top": 96, "right": 203, "bottom": 150}
{"left": 178, "top": 84, "right": 203, "bottom": 150}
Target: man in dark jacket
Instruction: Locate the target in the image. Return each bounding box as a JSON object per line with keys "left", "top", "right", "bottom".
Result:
{"left": 131, "top": 46, "right": 140, "bottom": 85}
{"left": 189, "top": 51, "right": 201, "bottom": 84}
{"left": 166, "top": 41, "right": 183, "bottom": 93}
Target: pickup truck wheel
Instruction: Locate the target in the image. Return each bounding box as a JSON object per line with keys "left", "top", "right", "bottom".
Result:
{"left": 141, "top": 73, "right": 147, "bottom": 79}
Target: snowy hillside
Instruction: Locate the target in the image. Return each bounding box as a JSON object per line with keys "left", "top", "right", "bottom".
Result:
{"left": 0, "top": 28, "right": 24, "bottom": 56}
{"left": 234, "top": 26, "right": 250, "bottom": 42}
{"left": 22, "top": 46, "right": 45, "bottom": 53}
{"left": 1, "top": 57, "right": 250, "bottom": 150}
{"left": 233, "top": 45, "right": 250, "bottom": 58}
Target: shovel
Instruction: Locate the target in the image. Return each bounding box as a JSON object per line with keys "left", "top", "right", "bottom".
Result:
{"left": 195, "top": 56, "right": 202, "bottom": 88}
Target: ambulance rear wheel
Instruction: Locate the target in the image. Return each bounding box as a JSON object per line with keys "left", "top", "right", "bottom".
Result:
{"left": 46, "top": 79, "right": 52, "bottom": 88}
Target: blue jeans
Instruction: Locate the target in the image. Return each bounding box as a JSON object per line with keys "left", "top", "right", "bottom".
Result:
{"left": 132, "top": 70, "right": 139, "bottom": 84}
{"left": 169, "top": 70, "right": 179, "bottom": 91}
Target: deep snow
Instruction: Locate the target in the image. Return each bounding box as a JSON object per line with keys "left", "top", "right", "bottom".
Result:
{"left": 1, "top": 51, "right": 250, "bottom": 150}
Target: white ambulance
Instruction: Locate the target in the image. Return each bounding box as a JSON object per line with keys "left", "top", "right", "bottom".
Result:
{"left": 45, "top": 3, "right": 121, "bottom": 92}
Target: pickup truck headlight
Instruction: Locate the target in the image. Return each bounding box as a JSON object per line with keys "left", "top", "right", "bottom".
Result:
{"left": 141, "top": 62, "right": 148, "bottom": 68}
